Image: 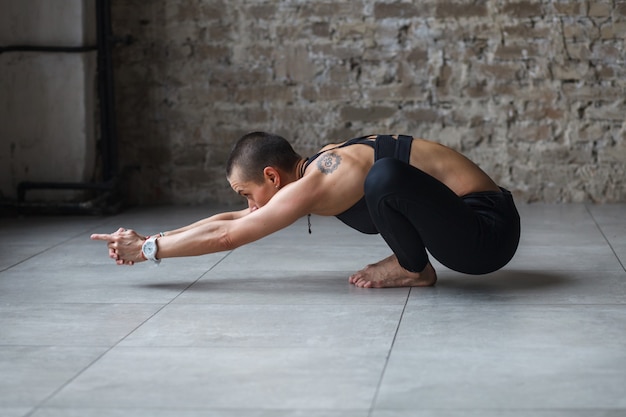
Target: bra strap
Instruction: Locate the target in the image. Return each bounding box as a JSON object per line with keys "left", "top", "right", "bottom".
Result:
{"left": 396, "top": 135, "right": 413, "bottom": 164}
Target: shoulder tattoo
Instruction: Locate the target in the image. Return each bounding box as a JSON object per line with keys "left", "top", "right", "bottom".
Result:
{"left": 317, "top": 152, "right": 342, "bottom": 174}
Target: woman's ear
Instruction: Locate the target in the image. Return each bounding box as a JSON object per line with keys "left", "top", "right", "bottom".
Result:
{"left": 263, "top": 166, "right": 281, "bottom": 188}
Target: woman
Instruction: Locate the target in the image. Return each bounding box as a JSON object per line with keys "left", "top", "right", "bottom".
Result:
{"left": 91, "top": 132, "right": 520, "bottom": 288}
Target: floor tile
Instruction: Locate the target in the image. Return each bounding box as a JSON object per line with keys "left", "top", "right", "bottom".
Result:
{"left": 505, "top": 244, "right": 623, "bottom": 271}
{"left": 587, "top": 203, "right": 626, "bottom": 223}
{"left": 0, "top": 407, "right": 33, "bottom": 417}
{"left": 214, "top": 216, "right": 393, "bottom": 272}
{"left": 120, "top": 303, "right": 402, "bottom": 348}
{"left": 0, "top": 216, "right": 108, "bottom": 245}
{"left": 0, "top": 346, "right": 106, "bottom": 408}
{"left": 0, "top": 268, "right": 189, "bottom": 304}
{"left": 0, "top": 254, "right": 225, "bottom": 304}
{"left": 0, "top": 303, "right": 162, "bottom": 346}
{"left": 215, "top": 239, "right": 391, "bottom": 272}
{"left": 376, "top": 345, "right": 626, "bottom": 409}
{"left": 0, "top": 243, "right": 50, "bottom": 272}
{"left": 0, "top": 217, "right": 109, "bottom": 272}
{"left": 376, "top": 305, "right": 626, "bottom": 409}
{"left": 47, "top": 347, "right": 385, "bottom": 410}
{"left": 371, "top": 410, "right": 626, "bottom": 417}
{"left": 406, "top": 269, "right": 626, "bottom": 306}
{"left": 588, "top": 204, "right": 626, "bottom": 266}
{"left": 174, "top": 270, "right": 409, "bottom": 305}
{"left": 32, "top": 408, "right": 368, "bottom": 417}
{"left": 99, "top": 205, "right": 236, "bottom": 230}
{"left": 516, "top": 203, "right": 593, "bottom": 224}
{"left": 28, "top": 233, "right": 227, "bottom": 272}
{"left": 394, "top": 305, "right": 626, "bottom": 350}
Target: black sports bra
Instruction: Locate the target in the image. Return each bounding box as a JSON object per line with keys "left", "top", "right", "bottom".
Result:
{"left": 303, "top": 134, "right": 413, "bottom": 234}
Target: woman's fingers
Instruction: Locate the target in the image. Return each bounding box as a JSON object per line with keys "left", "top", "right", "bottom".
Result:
{"left": 92, "top": 228, "right": 142, "bottom": 266}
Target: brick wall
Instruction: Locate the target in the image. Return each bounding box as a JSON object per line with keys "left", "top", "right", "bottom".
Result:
{"left": 111, "top": 0, "right": 625, "bottom": 204}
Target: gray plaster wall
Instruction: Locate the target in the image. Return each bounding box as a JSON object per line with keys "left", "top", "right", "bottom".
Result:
{"left": 0, "top": 0, "right": 97, "bottom": 201}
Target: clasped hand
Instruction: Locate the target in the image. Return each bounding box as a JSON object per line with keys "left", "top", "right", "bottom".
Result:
{"left": 91, "top": 227, "right": 146, "bottom": 266}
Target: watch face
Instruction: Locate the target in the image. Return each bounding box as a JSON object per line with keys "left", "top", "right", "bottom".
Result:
{"left": 143, "top": 240, "right": 156, "bottom": 257}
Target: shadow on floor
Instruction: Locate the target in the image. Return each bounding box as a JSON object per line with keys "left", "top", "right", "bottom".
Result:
{"left": 436, "top": 269, "right": 570, "bottom": 292}
{"left": 135, "top": 270, "right": 570, "bottom": 295}
{"left": 135, "top": 274, "right": 347, "bottom": 292}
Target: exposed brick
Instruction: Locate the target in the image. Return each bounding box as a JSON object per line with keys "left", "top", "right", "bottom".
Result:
{"left": 502, "top": 22, "right": 552, "bottom": 39}
{"left": 594, "top": 64, "right": 618, "bottom": 79}
{"left": 601, "top": 22, "right": 626, "bottom": 39}
{"left": 501, "top": 1, "right": 543, "bottom": 18}
{"left": 436, "top": 1, "right": 488, "bottom": 19}
{"left": 273, "top": 45, "right": 317, "bottom": 83}
{"left": 522, "top": 106, "right": 565, "bottom": 121}
{"left": 550, "top": 62, "right": 590, "bottom": 80}
{"left": 588, "top": 2, "right": 612, "bottom": 17}
{"left": 340, "top": 105, "right": 397, "bottom": 121}
{"left": 590, "top": 42, "right": 623, "bottom": 60}
{"left": 565, "top": 42, "right": 591, "bottom": 60}
{"left": 173, "top": 144, "right": 207, "bottom": 166}
{"left": 195, "top": 45, "right": 231, "bottom": 62}
{"left": 552, "top": 2, "right": 586, "bottom": 16}
{"left": 561, "top": 18, "right": 597, "bottom": 39}
{"left": 301, "top": 85, "right": 358, "bottom": 101}
{"left": 233, "top": 85, "right": 297, "bottom": 103}
{"left": 478, "top": 63, "right": 522, "bottom": 79}
{"left": 585, "top": 105, "right": 625, "bottom": 120}
{"left": 405, "top": 108, "right": 440, "bottom": 123}
{"left": 509, "top": 123, "right": 553, "bottom": 142}
{"left": 168, "top": 2, "right": 226, "bottom": 21}
{"left": 406, "top": 47, "right": 428, "bottom": 63}
{"left": 311, "top": 21, "right": 331, "bottom": 37}
{"left": 495, "top": 44, "right": 540, "bottom": 60}
{"left": 209, "top": 67, "right": 272, "bottom": 86}
{"left": 299, "top": 3, "right": 362, "bottom": 18}
{"left": 245, "top": 4, "right": 278, "bottom": 20}
{"left": 310, "top": 44, "right": 362, "bottom": 60}
{"left": 562, "top": 84, "right": 623, "bottom": 100}
{"left": 464, "top": 80, "right": 490, "bottom": 98}
{"left": 598, "top": 137, "right": 626, "bottom": 163}
{"left": 335, "top": 22, "right": 370, "bottom": 40}
{"left": 367, "top": 83, "right": 431, "bottom": 101}
{"left": 374, "top": 2, "right": 425, "bottom": 19}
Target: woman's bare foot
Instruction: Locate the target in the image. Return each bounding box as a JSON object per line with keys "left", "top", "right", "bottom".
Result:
{"left": 348, "top": 255, "right": 437, "bottom": 288}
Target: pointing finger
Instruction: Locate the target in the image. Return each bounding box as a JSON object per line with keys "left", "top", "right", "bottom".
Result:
{"left": 91, "top": 233, "right": 113, "bottom": 241}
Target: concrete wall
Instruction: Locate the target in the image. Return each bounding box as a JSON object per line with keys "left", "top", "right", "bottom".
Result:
{"left": 0, "top": 0, "right": 97, "bottom": 201}
{"left": 117, "top": 1, "right": 621, "bottom": 203}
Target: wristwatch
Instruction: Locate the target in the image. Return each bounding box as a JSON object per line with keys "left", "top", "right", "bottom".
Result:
{"left": 142, "top": 236, "right": 161, "bottom": 264}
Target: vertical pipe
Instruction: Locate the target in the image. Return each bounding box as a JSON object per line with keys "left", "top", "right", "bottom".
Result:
{"left": 96, "top": 0, "right": 118, "bottom": 181}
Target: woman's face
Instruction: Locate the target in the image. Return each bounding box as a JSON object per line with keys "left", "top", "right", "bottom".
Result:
{"left": 228, "top": 167, "right": 278, "bottom": 212}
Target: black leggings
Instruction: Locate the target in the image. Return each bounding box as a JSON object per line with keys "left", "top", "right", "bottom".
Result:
{"left": 364, "top": 158, "right": 521, "bottom": 275}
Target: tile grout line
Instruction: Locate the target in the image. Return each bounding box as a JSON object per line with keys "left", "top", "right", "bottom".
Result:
{"left": 0, "top": 217, "right": 116, "bottom": 274}
{"left": 585, "top": 204, "right": 626, "bottom": 272}
{"left": 24, "top": 249, "right": 235, "bottom": 417}
{"left": 367, "top": 287, "right": 411, "bottom": 417}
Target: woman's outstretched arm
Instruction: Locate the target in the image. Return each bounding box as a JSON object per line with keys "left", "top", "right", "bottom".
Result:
{"left": 90, "top": 179, "right": 317, "bottom": 266}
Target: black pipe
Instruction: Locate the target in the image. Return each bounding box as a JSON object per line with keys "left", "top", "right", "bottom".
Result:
{"left": 17, "top": 180, "right": 115, "bottom": 202}
{"left": 0, "top": 45, "right": 97, "bottom": 54}
{"left": 95, "top": 0, "right": 118, "bottom": 181}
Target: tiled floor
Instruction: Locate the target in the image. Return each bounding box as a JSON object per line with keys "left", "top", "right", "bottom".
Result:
{"left": 0, "top": 203, "right": 625, "bottom": 417}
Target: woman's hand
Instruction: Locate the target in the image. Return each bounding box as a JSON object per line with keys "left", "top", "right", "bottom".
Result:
{"left": 91, "top": 227, "right": 146, "bottom": 266}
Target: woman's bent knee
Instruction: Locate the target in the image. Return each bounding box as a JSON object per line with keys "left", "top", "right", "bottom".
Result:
{"left": 364, "top": 158, "right": 406, "bottom": 197}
